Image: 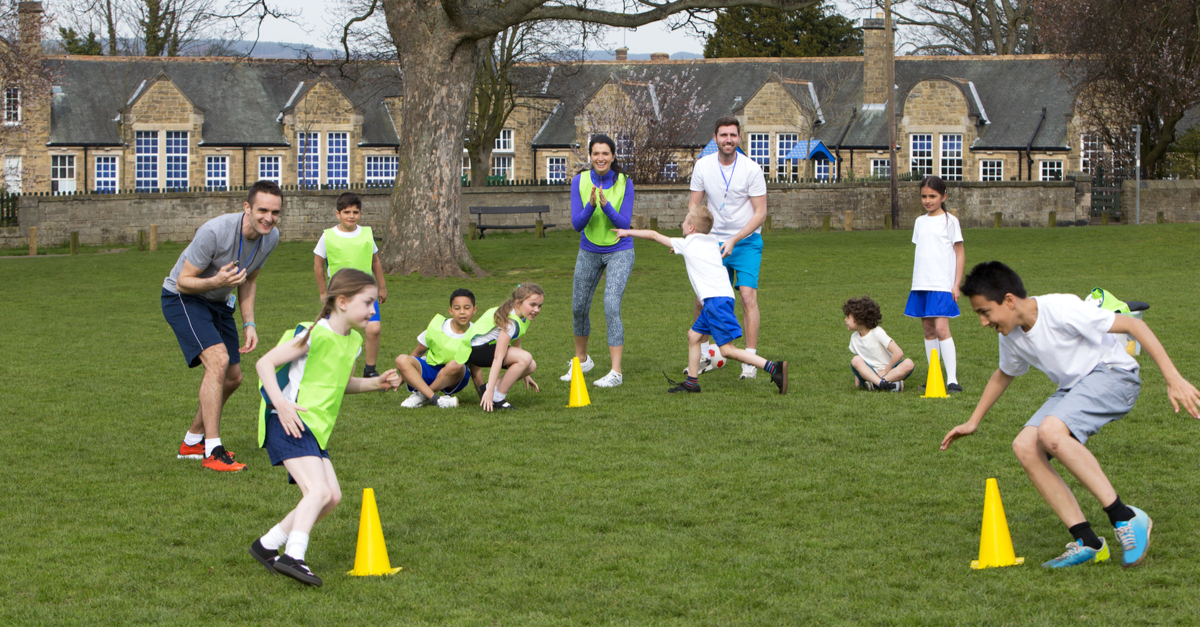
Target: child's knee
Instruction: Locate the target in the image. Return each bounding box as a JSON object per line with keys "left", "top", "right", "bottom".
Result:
{"left": 366, "top": 322, "right": 381, "bottom": 339}
{"left": 444, "top": 361, "right": 464, "bottom": 376}
{"left": 851, "top": 355, "right": 865, "bottom": 368}
{"left": 687, "top": 329, "right": 703, "bottom": 343}
{"left": 328, "top": 485, "right": 342, "bottom": 509}
{"left": 1012, "top": 428, "right": 1041, "bottom": 463}
{"left": 1036, "top": 420, "right": 1071, "bottom": 453}
{"left": 395, "top": 354, "right": 413, "bottom": 368}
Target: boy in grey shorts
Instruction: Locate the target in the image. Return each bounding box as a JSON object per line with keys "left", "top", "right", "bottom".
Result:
{"left": 941, "top": 261, "right": 1200, "bottom": 569}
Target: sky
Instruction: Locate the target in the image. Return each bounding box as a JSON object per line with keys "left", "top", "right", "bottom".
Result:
{"left": 252, "top": 0, "right": 876, "bottom": 59}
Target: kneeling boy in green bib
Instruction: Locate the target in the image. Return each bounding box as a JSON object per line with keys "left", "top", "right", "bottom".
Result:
{"left": 395, "top": 288, "right": 477, "bottom": 409}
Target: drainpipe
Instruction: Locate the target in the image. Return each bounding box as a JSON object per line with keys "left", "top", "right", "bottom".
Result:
{"left": 833, "top": 108, "right": 857, "bottom": 183}
{"left": 1026, "top": 107, "right": 1046, "bottom": 181}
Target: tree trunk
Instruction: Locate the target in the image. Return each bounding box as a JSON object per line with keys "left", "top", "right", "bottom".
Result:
{"left": 380, "top": 7, "right": 486, "bottom": 277}
{"left": 470, "top": 145, "right": 493, "bottom": 188}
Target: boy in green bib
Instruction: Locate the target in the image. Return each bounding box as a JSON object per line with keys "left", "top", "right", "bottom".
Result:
{"left": 251, "top": 269, "right": 400, "bottom": 587}
{"left": 395, "top": 288, "right": 477, "bottom": 408}
{"left": 314, "top": 192, "right": 388, "bottom": 377}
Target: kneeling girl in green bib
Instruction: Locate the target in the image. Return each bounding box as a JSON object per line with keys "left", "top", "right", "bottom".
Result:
{"left": 250, "top": 269, "right": 400, "bottom": 586}
{"left": 467, "top": 284, "right": 545, "bottom": 411}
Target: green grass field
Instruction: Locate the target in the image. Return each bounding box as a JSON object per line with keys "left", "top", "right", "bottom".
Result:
{"left": 3, "top": 225, "right": 1200, "bottom": 625}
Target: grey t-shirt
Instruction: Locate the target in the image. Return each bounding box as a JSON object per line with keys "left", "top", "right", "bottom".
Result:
{"left": 163, "top": 212, "right": 280, "bottom": 302}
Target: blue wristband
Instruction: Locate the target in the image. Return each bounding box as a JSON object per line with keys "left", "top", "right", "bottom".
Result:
{"left": 242, "top": 322, "right": 256, "bottom": 329}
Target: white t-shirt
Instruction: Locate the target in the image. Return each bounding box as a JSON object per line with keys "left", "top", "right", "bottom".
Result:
{"left": 849, "top": 327, "right": 896, "bottom": 371}
{"left": 670, "top": 233, "right": 736, "bottom": 301}
{"left": 313, "top": 225, "right": 380, "bottom": 258}
{"left": 998, "top": 294, "right": 1138, "bottom": 389}
{"left": 471, "top": 320, "right": 520, "bottom": 346}
{"left": 911, "top": 212, "right": 964, "bottom": 292}
{"left": 689, "top": 153, "right": 767, "bottom": 240}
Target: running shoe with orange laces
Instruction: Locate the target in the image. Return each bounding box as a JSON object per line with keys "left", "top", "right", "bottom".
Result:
{"left": 202, "top": 445, "right": 246, "bottom": 472}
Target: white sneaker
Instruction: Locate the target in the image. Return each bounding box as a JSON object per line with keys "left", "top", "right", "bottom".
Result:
{"left": 559, "top": 355, "right": 595, "bottom": 381}
{"left": 684, "top": 358, "right": 719, "bottom": 375}
{"left": 739, "top": 363, "right": 757, "bottom": 379}
{"left": 436, "top": 395, "right": 459, "bottom": 408}
{"left": 401, "top": 391, "right": 434, "bottom": 408}
{"left": 593, "top": 371, "right": 623, "bottom": 388}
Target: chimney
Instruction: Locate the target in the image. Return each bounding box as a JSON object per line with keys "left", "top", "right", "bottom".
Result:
{"left": 18, "top": 2, "right": 44, "bottom": 54}
{"left": 650, "top": 52, "right": 669, "bottom": 61}
{"left": 615, "top": 47, "right": 628, "bottom": 61}
{"left": 861, "top": 12, "right": 893, "bottom": 106}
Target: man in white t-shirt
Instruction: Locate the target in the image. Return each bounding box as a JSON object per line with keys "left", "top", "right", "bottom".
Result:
{"left": 942, "top": 261, "right": 1200, "bottom": 569}
{"left": 688, "top": 116, "right": 769, "bottom": 380}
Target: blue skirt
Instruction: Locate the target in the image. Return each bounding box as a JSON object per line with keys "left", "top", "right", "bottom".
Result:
{"left": 904, "top": 290, "right": 960, "bottom": 319}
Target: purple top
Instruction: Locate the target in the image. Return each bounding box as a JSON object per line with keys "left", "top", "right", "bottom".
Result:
{"left": 571, "top": 169, "right": 635, "bottom": 253}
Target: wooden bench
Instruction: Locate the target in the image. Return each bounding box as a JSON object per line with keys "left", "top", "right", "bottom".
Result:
{"left": 469, "top": 205, "right": 555, "bottom": 239}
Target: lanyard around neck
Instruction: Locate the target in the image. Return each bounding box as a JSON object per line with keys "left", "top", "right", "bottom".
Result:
{"left": 238, "top": 214, "right": 263, "bottom": 270}
{"left": 718, "top": 154, "right": 737, "bottom": 207}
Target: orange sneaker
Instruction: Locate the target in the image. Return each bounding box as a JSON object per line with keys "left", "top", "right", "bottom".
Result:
{"left": 177, "top": 439, "right": 205, "bottom": 459}
{"left": 202, "top": 445, "right": 246, "bottom": 472}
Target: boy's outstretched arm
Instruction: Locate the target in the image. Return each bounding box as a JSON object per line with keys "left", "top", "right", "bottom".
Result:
{"left": 941, "top": 368, "right": 1014, "bottom": 450}
{"left": 613, "top": 228, "right": 672, "bottom": 248}
{"left": 1109, "top": 315, "right": 1200, "bottom": 417}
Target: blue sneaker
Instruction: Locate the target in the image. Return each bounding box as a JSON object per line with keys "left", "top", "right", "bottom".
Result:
{"left": 1114, "top": 506, "right": 1153, "bottom": 567}
{"left": 1041, "top": 538, "right": 1110, "bottom": 568}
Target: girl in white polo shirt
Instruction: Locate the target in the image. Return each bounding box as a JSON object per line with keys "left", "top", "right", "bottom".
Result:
{"left": 905, "top": 176, "right": 966, "bottom": 393}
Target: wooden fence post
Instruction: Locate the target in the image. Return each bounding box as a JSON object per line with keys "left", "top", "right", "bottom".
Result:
{"left": 844, "top": 210, "right": 852, "bottom": 231}
{"left": 28, "top": 226, "right": 36, "bottom": 256}
{"left": 137, "top": 229, "right": 147, "bottom": 251}
{"left": 634, "top": 215, "right": 644, "bottom": 230}
{"left": 1101, "top": 212, "right": 1109, "bottom": 226}
{"left": 822, "top": 215, "right": 830, "bottom": 232}
{"left": 763, "top": 215, "right": 772, "bottom": 233}
{"left": 70, "top": 231, "right": 79, "bottom": 255}
{"left": 1157, "top": 211, "right": 1164, "bottom": 224}
{"left": 884, "top": 214, "right": 892, "bottom": 230}
{"left": 650, "top": 217, "right": 658, "bottom": 231}
{"left": 149, "top": 224, "right": 158, "bottom": 251}
{"left": 535, "top": 218, "right": 544, "bottom": 239}
{"left": 994, "top": 212, "right": 1002, "bottom": 228}
{"left": 1048, "top": 211, "right": 1056, "bottom": 228}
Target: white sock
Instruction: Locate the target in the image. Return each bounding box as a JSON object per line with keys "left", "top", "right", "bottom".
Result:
{"left": 940, "top": 337, "right": 958, "bottom": 384}
{"left": 260, "top": 525, "right": 288, "bottom": 551}
{"left": 924, "top": 339, "right": 939, "bottom": 364}
{"left": 746, "top": 348, "right": 757, "bottom": 355}
{"left": 183, "top": 431, "right": 203, "bottom": 446}
{"left": 204, "top": 438, "right": 222, "bottom": 457}
{"left": 700, "top": 342, "right": 711, "bottom": 358}
{"left": 284, "top": 530, "right": 310, "bottom": 561}
{"left": 492, "top": 390, "right": 507, "bottom": 403}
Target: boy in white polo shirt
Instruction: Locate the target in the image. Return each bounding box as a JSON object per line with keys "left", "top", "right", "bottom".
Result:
{"left": 614, "top": 208, "right": 787, "bottom": 395}
{"left": 942, "top": 261, "right": 1200, "bottom": 569}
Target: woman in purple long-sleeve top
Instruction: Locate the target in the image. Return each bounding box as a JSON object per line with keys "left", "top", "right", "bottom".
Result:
{"left": 559, "top": 134, "right": 636, "bottom": 388}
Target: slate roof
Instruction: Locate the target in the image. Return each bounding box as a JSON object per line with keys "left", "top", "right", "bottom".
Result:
{"left": 44, "top": 57, "right": 404, "bottom": 147}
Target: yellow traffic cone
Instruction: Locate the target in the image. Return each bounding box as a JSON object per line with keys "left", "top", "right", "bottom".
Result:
{"left": 970, "top": 478, "right": 1025, "bottom": 569}
{"left": 567, "top": 356, "right": 591, "bottom": 408}
{"left": 922, "top": 348, "right": 948, "bottom": 398}
{"left": 346, "top": 488, "right": 402, "bottom": 576}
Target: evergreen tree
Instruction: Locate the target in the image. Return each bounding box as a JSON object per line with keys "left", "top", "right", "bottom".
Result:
{"left": 704, "top": 2, "right": 861, "bottom": 58}
{"left": 59, "top": 28, "right": 104, "bottom": 56}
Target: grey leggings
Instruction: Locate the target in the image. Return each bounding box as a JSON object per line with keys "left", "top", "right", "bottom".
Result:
{"left": 572, "top": 248, "right": 635, "bottom": 346}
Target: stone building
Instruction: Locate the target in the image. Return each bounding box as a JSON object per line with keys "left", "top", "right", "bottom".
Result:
{"left": 5, "top": 5, "right": 1193, "bottom": 196}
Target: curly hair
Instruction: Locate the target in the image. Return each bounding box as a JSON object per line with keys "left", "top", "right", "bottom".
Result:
{"left": 842, "top": 295, "right": 882, "bottom": 329}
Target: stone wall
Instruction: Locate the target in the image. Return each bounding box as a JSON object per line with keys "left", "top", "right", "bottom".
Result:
{"left": 1122, "top": 179, "right": 1200, "bottom": 223}
{"left": 0, "top": 177, "right": 1120, "bottom": 250}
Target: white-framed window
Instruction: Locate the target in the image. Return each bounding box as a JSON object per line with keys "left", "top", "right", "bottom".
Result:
{"left": 749, "top": 133, "right": 770, "bottom": 174}
{"left": 491, "top": 155, "right": 512, "bottom": 180}
{"left": 206, "top": 156, "right": 228, "bottom": 190}
{"left": 51, "top": 155, "right": 76, "bottom": 194}
{"left": 616, "top": 133, "right": 633, "bottom": 162}
{"left": 814, "top": 158, "right": 834, "bottom": 181}
{"left": 165, "top": 131, "right": 188, "bottom": 190}
{"left": 939, "top": 134, "right": 963, "bottom": 180}
{"left": 910, "top": 134, "right": 933, "bottom": 177}
{"left": 258, "top": 155, "right": 281, "bottom": 184}
{"left": 979, "top": 159, "right": 1004, "bottom": 182}
{"left": 1040, "top": 160, "right": 1064, "bottom": 181}
{"left": 661, "top": 161, "right": 679, "bottom": 181}
{"left": 95, "top": 156, "right": 118, "bottom": 193}
{"left": 776, "top": 133, "right": 799, "bottom": 180}
{"left": 365, "top": 155, "right": 397, "bottom": 186}
{"left": 1081, "top": 133, "right": 1104, "bottom": 176}
{"left": 4, "top": 88, "right": 18, "bottom": 125}
{"left": 546, "top": 156, "right": 567, "bottom": 183}
{"left": 462, "top": 153, "right": 471, "bottom": 181}
{"left": 327, "top": 132, "right": 349, "bottom": 187}
{"left": 494, "top": 129, "right": 514, "bottom": 153}
{"left": 135, "top": 131, "right": 158, "bottom": 191}
{"left": 871, "top": 158, "right": 890, "bottom": 178}
{"left": 297, "top": 132, "right": 320, "bottom": 188}
{"left": 4, "top": 156, "right": 21, "bottom": 193}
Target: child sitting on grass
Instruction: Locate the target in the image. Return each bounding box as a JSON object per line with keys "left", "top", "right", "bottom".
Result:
{"left": 614, "top": 208, "right": 787, "bottom": 394}
{"left": 843, "top": 295, "right": 915, "bottom": 392}
{"left": 395, "top": 288, "right": 477, "bottom": 409}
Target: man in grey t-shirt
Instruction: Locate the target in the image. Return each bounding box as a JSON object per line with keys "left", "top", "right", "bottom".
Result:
{"left": 161, "top": 180, "right": 283, "bottom": 472}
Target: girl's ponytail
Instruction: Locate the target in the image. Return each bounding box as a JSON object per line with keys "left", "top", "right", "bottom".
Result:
{"left": 494, "top": 283, "right": 546, "bottom": 329}
{"left": 296, "top": 269, "right": 376, "bottom": 345}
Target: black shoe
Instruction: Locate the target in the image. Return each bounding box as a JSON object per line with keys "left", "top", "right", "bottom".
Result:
{"left": 947, "top": 383, "right": 964, "bottom": 393}
{"left": 494, "top": 400, "right": 515, "bottom": 410}
{"left": 249, "top": 539, "right": 279, "bottom": 574}
{"left": 363, "top": 365, "right": 379, "bottom": 378}
{"left": 273, "top": 554, "right": 323, "bottom": 586}
{"left": 770, "top": 361, "right": 789, "bottom": 395}
{"left": 477, "top": 383, "right": 488, "bottom": 399}
{"left": 668, "top": 382, "right": 701, "bottom": 393}
{"left": 876, "top": 379, "right": 897, "bottom": 392}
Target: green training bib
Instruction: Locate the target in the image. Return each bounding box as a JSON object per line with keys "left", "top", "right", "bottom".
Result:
{"left": 468, "top": 306, "right": 531, "bottom": 345}
{"left": 323, "top": 226, "right": 374, "bottom": 278}
{"left": 578, "top": 172, "right": 626, "bottom": 248}
{"left": 423, "top": 314, "right": 473, "bottom": 366}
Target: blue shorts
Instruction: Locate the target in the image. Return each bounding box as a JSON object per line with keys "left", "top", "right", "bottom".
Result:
{"left": 691, "top": 297, "right": 743, "bottom": 346}
{"left": 1024, "top": 365, "right": 1140, "bottom": 445}
{"left": 161, "top": 288, "right": 240, "bottom": 368}
{"left": 369, "top": 301, "right": 380, "bottom": 323}
{"left": 264, "top": 410, "right": 330, "bottom": 484}
{"left": 406, "top": 356, "right": 470, "bottom": 395}
{"left": 904, "top": 290, "right": 960, "bottom": 319}
{"left": 720, "top": 233, "right": 763, "bottom": 290}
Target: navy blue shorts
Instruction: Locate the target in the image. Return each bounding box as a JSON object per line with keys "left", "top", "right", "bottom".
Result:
{"left": 161, "top": 288, "right": 240, "bottom": 368}
{"left": 692, "top": 296, "right": 743, "bottom": 346}
{"left": 406, "top": 357, "right": 470, "bottom": 395}
{"left": 264, "top": 409, "right": 330, "bottom": 465}
{"left": 904, "top": 290, "right": 961, "bottom": 319}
